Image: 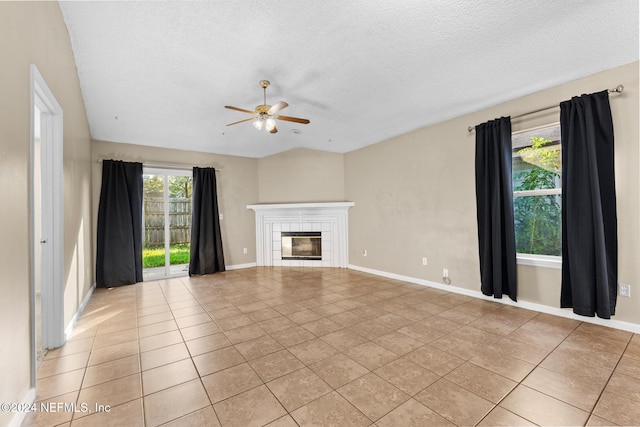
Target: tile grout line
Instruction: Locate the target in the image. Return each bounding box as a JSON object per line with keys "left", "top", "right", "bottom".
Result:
{"left": 584, "top": 335, "right": 634, "bottom": 426}
{"left": 134, "top": 282, "right": 147, "bottom": 427}
{"left": 40, "top": 269, "right": 638, "bottom": 427}
{"left": 472, "top": 314, "right": 581, "bottom": 426}
{"left": 158, "top": 277, "right": 223, "bottom": 427}
{"left": 481, "top": 319, "right": 636, "bottom": 426}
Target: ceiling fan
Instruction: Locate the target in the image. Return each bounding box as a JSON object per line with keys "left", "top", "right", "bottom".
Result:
{"left": 225, "top": 80, "right": 310, "bottom": 133}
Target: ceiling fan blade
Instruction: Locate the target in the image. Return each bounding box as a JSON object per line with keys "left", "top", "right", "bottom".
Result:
{"left": 225, "top": 105, "right": 256, "bottom": 114}
{"left": 269, "top": 125, "right": 278, "bottom": 134}
{"left": 268, "top": 101, "right": 289, "bottom": 115}
{"left": 276, "top": 115, "right": 310, "bottom": 124}
{"left": 226, "top": 117, "right": 255, "bottom": 126}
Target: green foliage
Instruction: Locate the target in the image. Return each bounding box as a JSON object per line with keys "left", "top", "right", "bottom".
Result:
{"left": 169, "top": 176, "right": 192, "bottom": 198}
{"left": 143, "top": 175, "right": 192, "bottom": 199}
{"left": 513, "top": 137, "right": 562, "bottom": 256}
{"left": 143, "top": 175, "right": 164, "bottom": 197}
{"left": 143, "top": 244, "right": 191, "bottom": 268}
{"left": 518, "top": 137, "right": 561, "bottom": 175}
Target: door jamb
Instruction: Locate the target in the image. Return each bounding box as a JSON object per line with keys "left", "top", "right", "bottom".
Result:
{"left": 30, "top": 64, "right": 65, "bottom": 386}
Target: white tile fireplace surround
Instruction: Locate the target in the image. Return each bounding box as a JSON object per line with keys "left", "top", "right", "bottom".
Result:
{"left": 247, "top": 202, "right": 354, "bottom": 267}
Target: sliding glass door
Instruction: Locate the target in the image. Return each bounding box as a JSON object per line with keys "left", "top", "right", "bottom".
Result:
{"left": 143, "top": 167, "right": 192, "bottom": 280}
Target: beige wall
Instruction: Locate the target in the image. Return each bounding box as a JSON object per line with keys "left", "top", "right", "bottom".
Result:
{"left": 0, "top": 2, "right": 93, "bottom": 424}
{"left": 0, "top": 10, "right": 636, "bottom": 424}
{"left": 258, "top": 148, "right": 345, "bottom": 203}
{"left": 91, "top": 141, "right": 259, "bottom": 267}
{"left": 345, "top": 61, "right": 639, "bottom": 325}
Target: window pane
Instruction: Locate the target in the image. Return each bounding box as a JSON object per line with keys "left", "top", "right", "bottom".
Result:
{"left": 512, "top": 140, "right": 561, "bottom": 192}
{"left": 143, "top": 174, "right": 166, "bottom": 275}
{"left": 168, "top": 175, "right": 192, "bottom": 276}
{"left": 514, "top": 194, "right": 561, "bottom": 256}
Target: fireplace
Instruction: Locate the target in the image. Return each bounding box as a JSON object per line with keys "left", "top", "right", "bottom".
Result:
{"left": 281, "top": 232, "right": 321, "bottom": 260}
{"left": 247, "top": 202, "right": 354, "bottom": 267}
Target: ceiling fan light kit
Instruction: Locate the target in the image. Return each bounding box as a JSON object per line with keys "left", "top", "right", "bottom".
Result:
{"left": 225, "top": 80, "right": 310, "bottom": 134}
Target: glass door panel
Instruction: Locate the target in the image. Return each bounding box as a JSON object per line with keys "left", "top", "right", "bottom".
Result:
{"left": 143, "top": 174, "right": 167, "bottom": 280}
{"left": 167, "top": 175, "right": 192, "bottom": 276}
{"left": 143, "top": 169, "right": 192, "bottom": 280}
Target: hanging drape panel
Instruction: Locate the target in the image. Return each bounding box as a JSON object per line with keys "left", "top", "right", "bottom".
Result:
{"left": 189, "top": 167, "right": 225, "bottom": 276}
{"left": 560, "top": 90, "right": 617, "bottom": 318}
{"left": 475, "top": 117, "right": 518, "bottom": 301}
{"left": 96, "top": 160, "right": 143, "bottom": 287}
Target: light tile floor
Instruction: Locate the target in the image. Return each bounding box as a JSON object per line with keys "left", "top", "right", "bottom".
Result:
{"left": 24, "top": 267, "right": 640, "bottom": 426}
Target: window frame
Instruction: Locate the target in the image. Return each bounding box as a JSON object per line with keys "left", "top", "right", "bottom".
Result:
{"left": 512, "top": 123, "right": 562, "bottom": 269}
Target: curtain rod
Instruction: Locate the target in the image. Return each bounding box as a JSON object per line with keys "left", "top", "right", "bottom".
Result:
{"left": 467, "top": 84, "right": 624, "bottom": 133}
{"left": 96, "top": 158, "right": 220, "bottom": 172}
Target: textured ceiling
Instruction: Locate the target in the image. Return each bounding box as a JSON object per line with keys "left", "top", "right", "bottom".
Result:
{"left": 59, "top": 1, "right": 639, "bottom": 158}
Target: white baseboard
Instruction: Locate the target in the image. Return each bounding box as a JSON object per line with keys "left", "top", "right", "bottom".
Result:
{"left": 9, "top": 388, "right": 35, "bottom": 427}
{"left": 226, "top": 262, "right": 257, "bottom": 271}
{"left": 64, "top": 283, "right": 96, "bottom": 340}
{"left": 348, "top": 264, "right": 640, "bottom": 334}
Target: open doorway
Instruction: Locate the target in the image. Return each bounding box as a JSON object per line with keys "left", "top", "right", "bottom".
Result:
{"left": 143, "top": 167, "right": 193, "bottom": 280}
{"left": 30, "top": 65, "right": 64, "bottom": 385}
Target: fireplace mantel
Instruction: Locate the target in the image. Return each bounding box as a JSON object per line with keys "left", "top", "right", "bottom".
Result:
{"left": 247, "top": 202, "right": 354, "bottom": 267}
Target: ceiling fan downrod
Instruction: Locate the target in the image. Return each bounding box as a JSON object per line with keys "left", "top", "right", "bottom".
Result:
{"left": 260, "top": 80, "right": 270, "bottom": 106}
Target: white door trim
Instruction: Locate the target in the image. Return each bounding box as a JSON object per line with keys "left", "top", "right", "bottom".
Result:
{"left": 143, "top": 167, "right": 192, "bottom": 279}
{"left": 30, "top": 65, "right": 65, "bottom": 386}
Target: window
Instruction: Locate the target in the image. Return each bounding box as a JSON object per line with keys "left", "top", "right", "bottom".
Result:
{"left": 512, "top": 124, "right": 562, "bottom": 267}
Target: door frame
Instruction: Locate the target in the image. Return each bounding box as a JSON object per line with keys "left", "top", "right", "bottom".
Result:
{"left": 143, "top": 166, "right": 192, "bottom": 279}
{"left": 30, "top": 65, "right": 65, "bottom": 385}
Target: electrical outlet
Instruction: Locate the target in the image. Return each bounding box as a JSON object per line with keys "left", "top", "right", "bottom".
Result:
{"left": 443, "top": 268, "right": 449, "bottom": 278}
{"left": 422, "top": 257, "right": 428, "bottom": 266}
{"left": 619, "top": 283, "right": 631, "bottom": 297}
{"left": 363, "top": 249, "right": 367, "bottom": 256}
{"left": 243, "top": 248, "right": 248, "bottom": 254}
{"left": 219, "top": 213, "right": 223, "bottom": 220}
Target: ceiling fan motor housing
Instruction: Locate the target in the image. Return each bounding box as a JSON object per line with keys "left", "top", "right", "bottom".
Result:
{"left": 255, "top": 105, "right": 271, "bottom": 114}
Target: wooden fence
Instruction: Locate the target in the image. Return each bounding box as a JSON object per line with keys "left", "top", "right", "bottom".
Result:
{"left": 143, "top": 198, "right": 191, "bottom": 246}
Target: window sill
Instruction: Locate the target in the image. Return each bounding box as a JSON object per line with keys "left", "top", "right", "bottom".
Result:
{"left": 517, "top": 254, "right": 562, "bottom": 269}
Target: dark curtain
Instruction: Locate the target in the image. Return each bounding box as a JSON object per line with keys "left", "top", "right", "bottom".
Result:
{"left": 560, "top": 90, "right": 617, "bottom": 318}
{"left": 475, "top": 117, "right": 518, "bottom": 301}
{"left": 189, "top": 167, "right": 225, "bottom": 275}
{"left": 96, "top": 160, "right": 143, "bottom": 287}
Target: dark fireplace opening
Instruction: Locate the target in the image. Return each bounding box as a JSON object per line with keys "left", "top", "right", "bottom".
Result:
{"left": 281, "top": 232, "right": 321, "bottom": 260}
